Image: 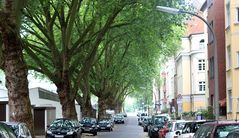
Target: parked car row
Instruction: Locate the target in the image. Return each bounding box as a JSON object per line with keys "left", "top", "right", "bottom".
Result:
{"left": 139, "top": 113, "right": 239, "bottom": 138}
{"left": 46, "top": 112, "right": 127, "bottom": 137}
{"left": 138, "top": 113, "right": 172, "bottom": 138}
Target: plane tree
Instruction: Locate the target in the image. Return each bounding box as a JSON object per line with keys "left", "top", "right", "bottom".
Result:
{"left": 0, "top": 0, "right": 35, "bottom": 135}
{"left": 21, "top": 0, "right": 143, "bottom": 119}
{"left": 87, "top": 9, "right": 185, "bottom": 118}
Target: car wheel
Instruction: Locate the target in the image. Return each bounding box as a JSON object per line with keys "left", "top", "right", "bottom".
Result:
{"left": 72, "top": 133, "right": 78, "bottom": 138}
{"left": 93, "top": 132, "right": 97, "bottom": 136}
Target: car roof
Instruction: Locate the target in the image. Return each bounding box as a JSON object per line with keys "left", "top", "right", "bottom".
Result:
{"left": 170, "top": 120, "right": 188, "bottom": 123}
{"left": 203, "top": 120, "right": 239, "bottom": 125}
{"left": 56, "top": 118, "right": 77, "bottom": 121}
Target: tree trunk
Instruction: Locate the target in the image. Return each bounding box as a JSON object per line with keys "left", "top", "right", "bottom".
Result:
{"left": 81, "top": 101, "right": 96, "bottom": 118}
{"left": 76, "top": 94, "right": 96, "bottom": 118}
{"left": 114, "top": 101, "right": 123, "bottom": 113}
{"left": 56, "top": 77, "right": 77, "bottom": 119}
{"left": 98, "top": 95, "right": 108, "bottom": 120}
{"left": 0, "top": 12, "right": 34, "bottom": 137}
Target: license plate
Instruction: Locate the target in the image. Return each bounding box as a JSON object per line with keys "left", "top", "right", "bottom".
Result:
{"left": 55, "top": 135, "right": 64, "bottom": 138}
{"left": 101, "top": 127, "right": 105, "bottom": 129}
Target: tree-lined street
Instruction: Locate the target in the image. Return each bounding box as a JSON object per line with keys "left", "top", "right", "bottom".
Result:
{"left": 0, "top": 0, "right": 186, "bottom": 137}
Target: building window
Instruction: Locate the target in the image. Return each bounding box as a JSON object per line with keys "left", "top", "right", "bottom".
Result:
{"left": 227, "top": 46, "right": 232, "bottom": 69}
{"left": 228, "top": 90, "right": 232, "bottom": 112}
{"left": 199, "top": 81, "right": 205, "bottom": 92}
{"left": 198, "top": 59, "right": 205, "bottom": 71}
{"left": 237, "top": 52, "right": 239, "bottom": 67}
{"left": 199, "top": 39, "right": 205, "bottom": 49}
{"left": 209, "top": 57, "right": 214, "bottom": 79}
{"left": 208, "top": 21, "right": 214, "bottom": 43}
{"left": 226, "top": 2, "right": 231, "bottom": 27}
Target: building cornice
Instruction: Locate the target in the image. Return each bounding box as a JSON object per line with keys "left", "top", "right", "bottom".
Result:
{"left": 175, "top": 50, "right": 205, "bottom": 61}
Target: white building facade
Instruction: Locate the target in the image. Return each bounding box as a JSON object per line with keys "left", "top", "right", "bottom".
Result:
{"left": 175, "top": 32, "right": 208, "bottom": 113}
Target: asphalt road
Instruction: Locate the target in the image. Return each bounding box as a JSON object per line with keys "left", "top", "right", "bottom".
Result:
{"left": 82, "top": 113, "right": 148, "bottom": 138}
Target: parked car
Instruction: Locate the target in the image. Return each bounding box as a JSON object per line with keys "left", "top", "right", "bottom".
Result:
{"left": 138, "top": 112, "right": 148, "bottom": 125}
{"left": 121, "top": 112, "right": 127, "bottom": 117}
{"left": 148, "top": 116, "right": 168, "bottom": 138}
{"left": 3, "top": 122, "right": 32, "bottom": 138}
{"left": 226, "top": 129, "right": 239, "bottom": 138}
{"left": 45, "top": 118, "right": 81, "bottom": 138}
{"left": 80, "top": 117, "right": 98, "bottom": 136}
{"left": 193, "top": 121, "right": 239, "bottom": 138}
{"left": 142, "top": 116, "right": 152, "bottom": 132}
{"left": 0, "top": 122, "right": 16, "bottom": 138}
{"left": 114, "top": 114, "right": 125, "bottom": 124}
{"left": 158, "top": 120, "right": 187, "bottom": 138}
{"left": 179, "top": 120, "right": 209, "bottom": 138}
{"left": 98, "top": 118, "right": 113, "bottom": 131}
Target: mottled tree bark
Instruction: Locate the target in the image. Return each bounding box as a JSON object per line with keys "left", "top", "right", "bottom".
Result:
{"left": 114, "top": 101, "right": 123, "bottom": 114}
{"left": 56, "top": 73, "right": 77, "bottom": 119}
{"left": 0, "top": 10, "right": 34, "bottom": 137}
{"left": 98, "top": 96, "right": 108, "bottom": 120}
{"left": 81, "top": 100, "right": 96, "bottom": 118}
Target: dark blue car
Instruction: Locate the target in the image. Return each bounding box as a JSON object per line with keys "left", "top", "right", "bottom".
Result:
{"left": 80, "top": 117, "right": 98, "bottom": 136}
{"left": 45, "top": 118, "right": 81, "bottom": 138}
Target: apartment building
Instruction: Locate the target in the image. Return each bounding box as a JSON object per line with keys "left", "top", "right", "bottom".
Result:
{"left": 175, "top": 15, "right": 207, "bottom": 113}
{"left": 225, "top": 0, "right": 239, "bottom": 120}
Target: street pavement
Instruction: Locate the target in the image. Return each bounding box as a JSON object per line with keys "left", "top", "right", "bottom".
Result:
{"left": 82, "top": 112, "right": 148, "bottom": 138}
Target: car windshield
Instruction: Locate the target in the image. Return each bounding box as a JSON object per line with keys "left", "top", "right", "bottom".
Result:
{"left": 175, "top": 122, "right": 186, "bottom": 131}
{"left": 81, "top": 118, "right": 95, "bottom": 124}
{"left": 115, "top": 115, "right": 123, "bottom": 119}
{"left": 214, "top": 124, "right": 239, "bottom": 138}
{"left": 193, "top": 124, "right": 214, "bottom": 138}
{"left": 141, "top": 113, "right": 147, "bottom": 116}
{"left": 182, "top": 122, "right": 205, "bottom": 134}
{"left": 7, "top": 124, "right": 19, "bottom": 136}
{"left": 155, "top": 118, "right": 165, "bottom": 125}
{"left": 50, "top": 119, "right": 74, "bottom": 128}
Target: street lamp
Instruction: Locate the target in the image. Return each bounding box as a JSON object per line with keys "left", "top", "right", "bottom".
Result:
{"left": 156, "top": 6, "right": 219, "bottom": 120}
{"left": 153, "top": 92, "right": 157, "bottom": 113}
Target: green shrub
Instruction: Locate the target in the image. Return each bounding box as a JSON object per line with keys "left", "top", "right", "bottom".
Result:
{"left": 200, "top": 106, "right": 215, "bottom": 120}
